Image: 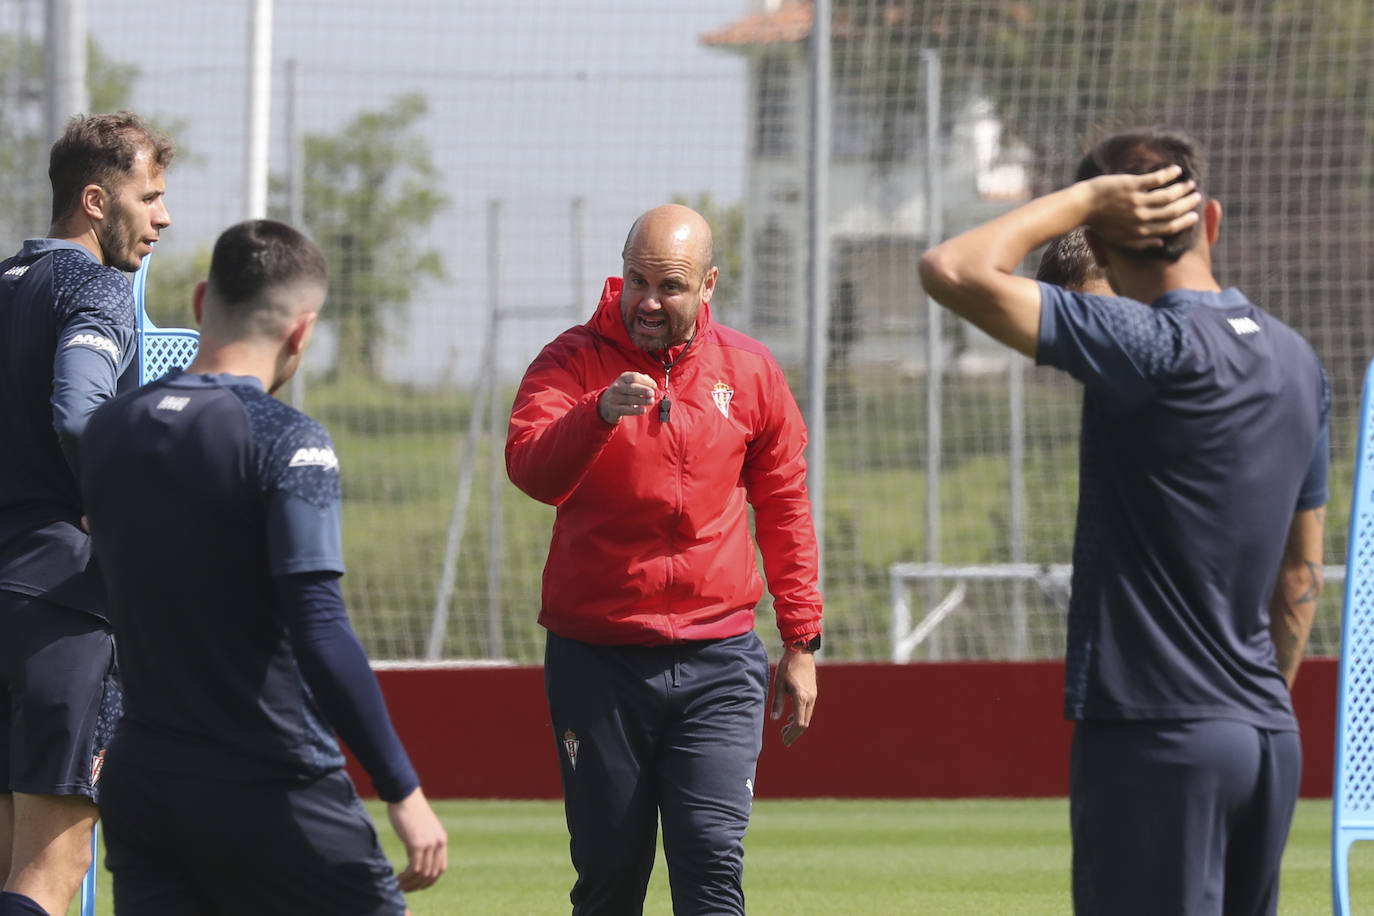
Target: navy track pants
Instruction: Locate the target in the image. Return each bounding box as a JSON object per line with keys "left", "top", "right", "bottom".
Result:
{"left": 544, "top": 630, "right": 770, "bottom": 916}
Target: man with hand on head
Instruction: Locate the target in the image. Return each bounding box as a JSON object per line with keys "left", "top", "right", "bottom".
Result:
{"left": 0, "top": 111, "right": 171, "bottom": 916}
{"left": 921, "top": 128, "right": 1327, "bottom": 915}
{"left": 81, "top": 220, "right": 447, "bottom": 916}
{"left": 1035, "top": 229, "right": 1112, "bottom": 296}
{"left": 508, "top": 203, "right": 823, "bottom": 915}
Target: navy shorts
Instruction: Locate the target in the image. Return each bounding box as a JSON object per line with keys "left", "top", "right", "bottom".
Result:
{"left": 100, "top": 750, "right": 404, "bottom": 916}
{"left": 0, "top": 589, "right": 120, "bottom": 800}
{"left": 1071, "top": 718, "right": 1301, "bottom": 916}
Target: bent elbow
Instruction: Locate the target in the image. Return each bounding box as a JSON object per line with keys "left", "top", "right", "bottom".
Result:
{"left": 919, "top": 246, "right": 982, "bottom": 310}
{"left": 917, "top": 247, "right": 955, "bottom": 299}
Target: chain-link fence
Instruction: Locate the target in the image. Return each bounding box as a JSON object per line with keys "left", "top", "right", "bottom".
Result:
{"left": 6, "top": 0, "right": 1371, "bottom": 663}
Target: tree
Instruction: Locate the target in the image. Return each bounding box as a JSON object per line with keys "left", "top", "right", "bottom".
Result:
{"left": 826, "top": 0, "right": 1374, "bottom": 387}
{"left": 143, "top": 244, "right": 210, "bottom": 330}
{"left": 0, "top": 37, "right": 141, "bottom": 248}
{"left": 272, "top": 93, "right": 448, "bottom": 378}
{"left": 670, "top": 191, "right": 744, "bottom": 322}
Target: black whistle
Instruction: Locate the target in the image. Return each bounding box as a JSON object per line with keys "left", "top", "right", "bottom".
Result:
{"left": 659, "top": 397, "right": 671, "bottom": 423}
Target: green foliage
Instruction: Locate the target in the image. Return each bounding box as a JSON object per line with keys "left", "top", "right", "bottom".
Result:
{"left": 0, "top": 36, "right": 188, "bottom": 252}
{"left": 670, "top": 191, "right": 744, "bottom": 321}
{"left": 142, "top": 245, "right": 211, "bottom": 329}
{"left": 0, "top": 32, "right": 46, "bottom": 248}
{"left": 271, "top": 93, "right": 449, "bottom": 379}
{"left": 301, "top": 363, "right": 1351, "bottom": 663}
{"left": 86, "top": 39, "right": 138, "bottom": 113}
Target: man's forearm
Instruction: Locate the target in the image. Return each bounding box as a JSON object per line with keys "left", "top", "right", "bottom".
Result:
{"left": 919, "top": 167, "right": 1199, "bottom": 356}
{"left": 1270, "top": 558, "right": 1322, "bottom": 687}
{"left": 923, "top": 182, "right": 1096, "bottom": 290}
{"left": 1270, "top": 507, "right": 1326, "bottom": 687}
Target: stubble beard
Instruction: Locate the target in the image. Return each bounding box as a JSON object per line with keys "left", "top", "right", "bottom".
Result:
{"left": 99, "top": 198, "right": 143, "bottom": 273}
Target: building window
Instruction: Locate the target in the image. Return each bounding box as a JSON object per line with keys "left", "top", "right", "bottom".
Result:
{"left": 754, "top": 55, "right": 793, "bottom": 157}
{"left": 752, "top": 219, "right": 791, "bottom": 329}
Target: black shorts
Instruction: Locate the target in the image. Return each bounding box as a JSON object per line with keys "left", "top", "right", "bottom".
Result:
{"left": 0, "top": 589, "right": 120, "bottom": 800}
{"left": 100, "top": 753, "right": 405, "bottom": 916}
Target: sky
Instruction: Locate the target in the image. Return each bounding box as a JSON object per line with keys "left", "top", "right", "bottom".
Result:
{"left": 79, "top": 0, "right": 755, "bottom": 384}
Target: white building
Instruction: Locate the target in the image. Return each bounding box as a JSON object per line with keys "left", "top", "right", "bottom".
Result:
{"left": 701, "top": 1, "right": 1030, "bottom": 370}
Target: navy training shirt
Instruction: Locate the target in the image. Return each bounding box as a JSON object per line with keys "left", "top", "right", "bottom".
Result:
{"left": 81, "top": 371, "right": 350, "bottom": 783}
{"left": 1037, "top": 283, "right": 1329, "bottom": 730}
{"left": 0, "top": 239, "right": 137, "bottom": 616}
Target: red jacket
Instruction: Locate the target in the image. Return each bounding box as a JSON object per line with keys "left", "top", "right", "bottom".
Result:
{"left": 506, "top": 277, "right": 823, "bottom": 647}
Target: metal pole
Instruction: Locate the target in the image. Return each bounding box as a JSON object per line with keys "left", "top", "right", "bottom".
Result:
{"left": 485, "top": 200, "right": 505, "bottom": 660}
{"left": 805, "top": 0, "right": 832, "bottom": 586}
{"left": 424, "top": 369, "right": 490, "bottom": 660}
{"left": 922, "top": 49, "right": 943, "bottom": 659}
{"left": 244, "top": 0, "right": 273, "bottom": 220}
{"left": 285, "top": 58, "right": 306, "bottom": 409}
{"left": 45, "top": 0, "right": 88, "bottom": 142}
{"left": 1009, "top": 354, "right": 1027, "bottom": 658}
{"left": 424, "top": 201, "right": 503, "bottom": 660}
{"left": 570, "top": 196, "right": 586, "bottom": 321}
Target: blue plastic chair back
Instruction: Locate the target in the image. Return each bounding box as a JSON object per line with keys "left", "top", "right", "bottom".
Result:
{"left": 132, "top": 255, "right": 199, "bottom": 384}
{"left": 1334, "top": 358, "right": 1374, "bottom": 914}
{"left": 80, "top": 255, "right": 199, "bottom": 916}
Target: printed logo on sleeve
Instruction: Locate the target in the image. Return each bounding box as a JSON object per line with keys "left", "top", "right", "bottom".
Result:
{"left": 1227, "top": 317, "right": 1261, "bottom": 336}
{"left": 289, "top": 446, "right": 340, "bottom": 472}
{"left": 4, "top": 264, "right": 30, "bottom": 277}
{"left": 65, "top": 332, "right": 120, "bottom": 360}
{"left": 156, "top": 395, "right": 191, "bottom": 412}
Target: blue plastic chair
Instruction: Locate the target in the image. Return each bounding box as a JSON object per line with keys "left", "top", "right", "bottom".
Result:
{"left": 131, "top": 255, "right": 199, "bottom": 385}
{"left": 1334, "top": 358, "right": 1374, "bottom": 914}
{"left": 79, "top": 256, "right": 199, "bottom": 916}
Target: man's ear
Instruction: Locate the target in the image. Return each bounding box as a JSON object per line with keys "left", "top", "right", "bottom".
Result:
{"left": 700, "top": 265, "right": 719, "bottom": 304}
{"left": 192, "top": 280, "right": 208, "bottom": 327}
{"left": 1203, "top": 199, "right": 1222, "bottom": 245}
{"left": 286, "top": 311, "right": 319, "bottom": 357}
{"left": 80, "top": 183, "right": 108, "bottom": 222}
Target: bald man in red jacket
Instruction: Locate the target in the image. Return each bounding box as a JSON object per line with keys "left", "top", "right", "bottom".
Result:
{"left": 507, "top": 204, "right": 823, "bottom": 916}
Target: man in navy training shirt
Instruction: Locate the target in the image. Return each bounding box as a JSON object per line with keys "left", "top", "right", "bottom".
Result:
{"left": 81, "top": 219, "right": 447, "bottom": 915}
{"left": 0, "top": 112, "right": 172, "bottom": 916}
{"left": 920, "top": 128, "right": 1327, "bottom": 916}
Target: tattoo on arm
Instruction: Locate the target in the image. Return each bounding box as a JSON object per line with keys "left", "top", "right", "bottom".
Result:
{"left": 1295, "top": 559, "right": 1323, "bottom": 605}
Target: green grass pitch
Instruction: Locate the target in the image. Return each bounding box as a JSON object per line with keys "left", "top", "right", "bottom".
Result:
{"left": 68, "top": 798, "right": 1374, "bottom": 914}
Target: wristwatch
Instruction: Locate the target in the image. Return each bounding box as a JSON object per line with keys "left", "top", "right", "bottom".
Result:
{"left": 788, "top": 634, "right": 822, "bottom": 653}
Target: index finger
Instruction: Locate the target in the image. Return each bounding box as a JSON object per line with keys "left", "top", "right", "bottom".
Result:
{"left": 396, "top": 865, "right": 424, "bottom": 892}
{"left": 1139, "top": 163, "right": 1184, "bottom": 189}
{"left": 792, "top": 690, "right": 816, "bottom": 730}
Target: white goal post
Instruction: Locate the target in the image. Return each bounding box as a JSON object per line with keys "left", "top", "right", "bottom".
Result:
{"left": 890, "top": 562, "right": 1348, "bottom": 664}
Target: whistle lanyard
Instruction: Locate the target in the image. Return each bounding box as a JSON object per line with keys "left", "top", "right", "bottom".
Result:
{"left": 657, "top": 329, "right": 697, "bottom": 423}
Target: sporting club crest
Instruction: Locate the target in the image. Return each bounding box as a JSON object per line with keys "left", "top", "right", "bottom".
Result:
{"left": 711, "top": 380, "right": 734, "bottom": 419}
{"left": 563, "top": 729, "right": 581, "bottom": 770}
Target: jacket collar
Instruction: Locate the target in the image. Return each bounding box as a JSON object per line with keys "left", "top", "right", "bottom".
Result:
{"left": 589, "top": 276, "right": 712, "bottom": 366}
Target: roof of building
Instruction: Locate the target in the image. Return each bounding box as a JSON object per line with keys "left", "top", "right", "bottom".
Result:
{"left": 700, "top": 2, "right": 814, "bottom": 47}
{"left": 701, "top": 3, "right": 1035, "bottom": 48}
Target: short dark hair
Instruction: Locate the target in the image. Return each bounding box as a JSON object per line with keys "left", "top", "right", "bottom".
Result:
{"left": 1035, "top": 230, "right": 1103, "bottom": 290}
{"left": 49, "top": 111, "right": 175, "bottom": 223}
{"left": 206, "top": 220, "right": 327, "bottom": 331}
{"left": 1075, "top": 127, "right": 1205, "bottom": 262}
